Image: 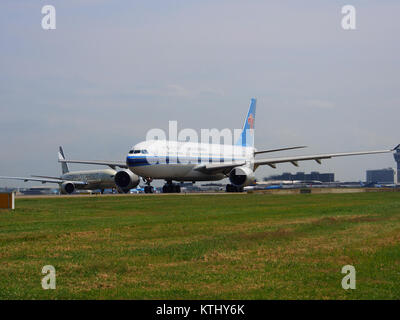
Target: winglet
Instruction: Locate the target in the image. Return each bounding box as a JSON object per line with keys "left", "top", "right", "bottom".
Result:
{"left": 392, "top": 144, "right": 400, "bottom": 151}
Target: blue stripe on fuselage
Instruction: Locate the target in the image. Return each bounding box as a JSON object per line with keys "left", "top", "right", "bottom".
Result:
{"left": 126, "top": 155, "right": 243, "bottom": 167}
{"left": 127, "top": 157, "right": 149, "bottom": 167}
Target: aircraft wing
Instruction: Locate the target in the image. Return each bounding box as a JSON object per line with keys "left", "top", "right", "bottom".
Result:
{"left": 31, "top": 175, "right": 63, "bottom": 180}
{"left": 254, "top": 146, "right": 307, "bottom": 155}
{"left": 254, "top": 148, "right": 396, "bottom": 169}
{"left": 58, "top": 159, "right": 127, "bottom": 169}
{"left": 0, "top": 176, "right": 87, "bottom": 185}
{"left": 194, "top": 161, "right": 246, "bottom": 174}
{"left": 194, "top": 145, "right": 398, "bottom": 174}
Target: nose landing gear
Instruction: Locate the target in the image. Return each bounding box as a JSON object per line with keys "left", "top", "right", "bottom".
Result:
{"left": 143, "top": 177, "right": 154, "bottom": 194}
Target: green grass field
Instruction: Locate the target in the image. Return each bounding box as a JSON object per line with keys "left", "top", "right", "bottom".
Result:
{"left": 1, "top": 192, "right": 400, "bottom": 299}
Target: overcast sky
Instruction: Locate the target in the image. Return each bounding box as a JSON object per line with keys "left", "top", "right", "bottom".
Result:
{"left": 1, "top": 0, "right": 399, "bottom": 187}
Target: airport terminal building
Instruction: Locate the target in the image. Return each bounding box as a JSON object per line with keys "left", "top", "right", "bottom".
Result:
{"left": 264, "top": 171, "right": 335, "bottom": 183}
{"left": 366, "top": 168, "right": 395, "bottom": 184}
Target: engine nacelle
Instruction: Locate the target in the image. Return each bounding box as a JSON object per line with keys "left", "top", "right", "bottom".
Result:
{"left": 229, "top": 166, "right": 256, "bottom": 187}
{"left": 114, "top": 169, "right": 140, "bottom": 191}
{"left": 60, "top": 181, "right": 75, "bottom": 194}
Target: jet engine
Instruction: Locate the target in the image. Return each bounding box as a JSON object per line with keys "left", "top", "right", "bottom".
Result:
{"left": 60, "top": 181, "right": 75, "bottom": 194}
{"left": 229, "top": 166, "right": 256, "bottom": 187}
{"left": 114, "top": 169, "right": 140, "bottom": 192}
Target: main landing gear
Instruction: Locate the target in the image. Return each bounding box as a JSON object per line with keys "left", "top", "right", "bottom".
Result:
{"left": 162, "top": 181, "right": 181, "bottom": 193}
{"left": 144, "top": 186, "right": 154, "bottom": 193}
{"left": 226, "top": 184, "right": 244, "bottom": 192}
{"left": 144, "top": 177, "right": 154, "bottom": 194}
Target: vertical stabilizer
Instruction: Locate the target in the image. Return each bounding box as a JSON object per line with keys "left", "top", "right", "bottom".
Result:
{"left": 235, "top": 98, "right": 256, "bottom": 148}
{"left": 58, "top": 146, "right": 69, "bottom": 174}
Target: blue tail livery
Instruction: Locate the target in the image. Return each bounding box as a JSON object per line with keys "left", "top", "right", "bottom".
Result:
{"left": 235, "top": 98, "right": 256, "bottom": 147}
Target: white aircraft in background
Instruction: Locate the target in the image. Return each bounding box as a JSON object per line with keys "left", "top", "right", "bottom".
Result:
{"left": 59, "top": 98, "right": 399, "bottom": 193}
{"left": 0, "top": 147, "right": 122, "bottom": 194}
{"left": 243, "top": 180, "right": 323, "bottom": 191}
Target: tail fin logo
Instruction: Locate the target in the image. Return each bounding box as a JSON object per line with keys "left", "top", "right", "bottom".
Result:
{"left": 248, "top": 113, "right": 255, "bottom": 129}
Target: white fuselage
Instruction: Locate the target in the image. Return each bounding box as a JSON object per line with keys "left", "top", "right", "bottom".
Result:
{"left": 62, "top": 169, "right": 116, "bottom": 190}
{"left": 126, "top": 140, "right": 254, "bottom": 181}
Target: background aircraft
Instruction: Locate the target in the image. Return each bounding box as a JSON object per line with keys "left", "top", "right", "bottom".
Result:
{"left": 244, "top": 180, "right": 324, "bottom": 191}
{"left": 59, "top": 99, "right": 398, "bottom": 193}
{"left": 0, "top": 147, "right": 125, "bottom": 194}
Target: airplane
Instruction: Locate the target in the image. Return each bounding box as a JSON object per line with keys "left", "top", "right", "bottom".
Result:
{"left": 243, "top": 179, "right": 324, "bottom": 191}
{"left": 58, "top": 98, "right": 400, "bottom": 193}
{"left": 0, "top": 147, "right": 122, "bottom": 194}
{"left": 130, "top": 186, "right": 146, "bottom": 194}
{"left": 244, "top": 184, "right": 284, "bottom": 191}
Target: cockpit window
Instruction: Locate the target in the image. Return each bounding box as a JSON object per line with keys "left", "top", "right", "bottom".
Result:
{"left": 130, "top": 149, "right": 148, "bottom": 154}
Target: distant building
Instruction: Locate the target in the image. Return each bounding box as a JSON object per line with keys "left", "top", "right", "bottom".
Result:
{"left": 20, "top": 186, "right": 59, "bottom": 195}
{"left": 366, "top": 168, "right": 394, "bottom": 184}
{"left": 264, "top": 171, "right": 335, "bottom": 183}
